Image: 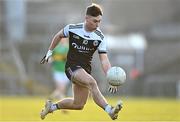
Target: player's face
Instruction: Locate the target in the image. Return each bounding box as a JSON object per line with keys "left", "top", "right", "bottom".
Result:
{"left": 85, "top": 15, "right": 102, "bottom": 32}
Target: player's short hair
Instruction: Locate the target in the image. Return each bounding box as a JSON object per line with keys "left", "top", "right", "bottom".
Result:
{"left": 86, "top": 3, "right": 103, "bottom": 17}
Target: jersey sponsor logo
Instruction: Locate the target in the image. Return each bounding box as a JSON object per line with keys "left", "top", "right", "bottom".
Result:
{"left": 72, "top": 42, "right": 94, "bottom": 53}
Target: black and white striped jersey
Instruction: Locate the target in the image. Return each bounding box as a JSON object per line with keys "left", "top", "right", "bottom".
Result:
{"left": 63, "top": 23, "right": 107, "bottom": 73}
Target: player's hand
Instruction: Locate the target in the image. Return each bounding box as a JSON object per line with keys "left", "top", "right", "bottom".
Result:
{"left": 108, "top": 85, "right": 118, "bottom": 93}
{"left": 40, "top": 50, "right": 53, "bottom": 64}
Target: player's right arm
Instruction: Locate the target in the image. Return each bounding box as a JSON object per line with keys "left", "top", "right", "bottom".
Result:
{"left": 48, "top": 29, "right": 65, "bottom": 51}
{"left": 40, "top": 25, "right": 69, "bottom": 64}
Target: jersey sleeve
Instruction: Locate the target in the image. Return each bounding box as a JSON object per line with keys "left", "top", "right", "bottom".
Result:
{"left": 63, "top": 24, "right": 70, "bottom": 37}
{"left": 98, "top": 36, "right": 107, "bottom": 54}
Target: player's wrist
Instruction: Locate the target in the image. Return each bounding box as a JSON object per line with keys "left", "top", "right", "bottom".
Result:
{"left": 48, "top": 49, "right": 53, "bottom": 52}
{"left": 47, "top": 50, "right": 53, "bottom": 55}
{"left": 45, "top": 50, "right": 53, "bottom": 60}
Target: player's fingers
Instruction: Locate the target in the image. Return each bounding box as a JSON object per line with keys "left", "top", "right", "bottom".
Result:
{"left": 108, "top": 87, "right": 111, "bottom": 92}
{"left": 116, "top": 86, "right": 118, "bottom": 92}
{"left": 40, "top": 59, "right": 45, "bottom": 64}
{"left": 109, "top": 86, "right": 118, "bottom": 93}
{"left": 111, "top": 88, "right": 114, "bottom": 93}
{"left": 109, "top": 86, "right": 116, "bottom": 93}
{"left": 113, "top": 88, "right": 116, "bottom": 93}
{"left": 112, "top": 88, "right": 115, "bottom": 93}
{"left": 40, "top": 56, "right": 46, "bottom": 64}
{"left": 46, "top": 58, "right": 49, "bottom": 63}
{"left": 108, "top": 87, "right": 112, "bottom": 93}
{"left": 114, "top": 86, "right": 117, "bottom": 92}
{"left": 114, "top": 87, "right": 118, "bottom": 93}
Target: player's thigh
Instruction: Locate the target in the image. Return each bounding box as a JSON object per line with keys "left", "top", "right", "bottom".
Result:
{"left": 73, "top": 83, "right": 89, "bottom": 105}
{"left": 72, "top": 68, "right": 96, "bottom": 87}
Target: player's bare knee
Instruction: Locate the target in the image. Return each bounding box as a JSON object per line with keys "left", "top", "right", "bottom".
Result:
{"left": 77, "top": 104, "right": 84, "bottom": 110}
{"left": 88, "top": 77, "right": 97, "bottom": 88}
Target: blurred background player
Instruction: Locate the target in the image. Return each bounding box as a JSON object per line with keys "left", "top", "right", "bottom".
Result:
{"left": 49, "top": 38, "right": 69, "bottom": 101}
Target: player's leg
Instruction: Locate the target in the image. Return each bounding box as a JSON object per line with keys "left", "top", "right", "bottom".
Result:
{"left": 72, "top": 68, "right": 123, "bottom": 120}
{"left": 55, "top": 83, "right": 89, "bottom": 110}
{"left": 40, "top": 66, "right": 122, "bottom": 120}
{"left": 40, "top": 83, "right": 89, "bottom": 120}
{"left": 72, "top": 68, "right": 108, "bottom": 109}
{"left": 51, "top": 73, "right": 70, "bottom": 113}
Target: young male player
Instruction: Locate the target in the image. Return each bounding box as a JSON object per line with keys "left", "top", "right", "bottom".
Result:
{"left": 40, "top": 3, "right": 122, "bottom": 120}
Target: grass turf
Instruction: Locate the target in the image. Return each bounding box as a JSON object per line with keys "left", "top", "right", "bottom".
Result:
{"left": 0, "top": 96, "right": 180, "bottom": 121}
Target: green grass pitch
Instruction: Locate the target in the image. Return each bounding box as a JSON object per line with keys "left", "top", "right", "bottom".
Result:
{"left": 0, "top": 96, "right": 180, "bottom": 122}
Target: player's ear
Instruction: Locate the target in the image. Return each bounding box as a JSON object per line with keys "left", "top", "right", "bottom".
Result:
{"left": 85, "top": 15, "right": 88, "bottom": 21}
{"left": 85, "top": 15, "right": 91, "bottom": 21}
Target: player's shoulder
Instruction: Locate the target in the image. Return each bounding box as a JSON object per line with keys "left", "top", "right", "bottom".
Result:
{"left": 94, "top": 28, "right": 104, "bottom": 40}
{"left": 68, "top": 23, "right": 83, "bottom": 29}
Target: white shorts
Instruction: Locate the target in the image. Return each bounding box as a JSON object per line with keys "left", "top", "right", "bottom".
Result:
{"left": 53, "top": 71, "right": 69, "bottom": 85}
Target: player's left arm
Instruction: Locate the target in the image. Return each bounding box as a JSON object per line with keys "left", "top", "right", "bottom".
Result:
{"left": 99, "top": 53, "right": 118, "bottom": 93}
{"left": 99, "top": 53, "right": 111, "bottom": 75}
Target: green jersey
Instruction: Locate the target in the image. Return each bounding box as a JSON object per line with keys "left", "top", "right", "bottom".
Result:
{"left": 52, "top": 44, "right": 68, "bottom": 72}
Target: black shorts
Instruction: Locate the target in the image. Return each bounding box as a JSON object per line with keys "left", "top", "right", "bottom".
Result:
{"left": 65, "top": 65, "right": 82, "bottom": 81}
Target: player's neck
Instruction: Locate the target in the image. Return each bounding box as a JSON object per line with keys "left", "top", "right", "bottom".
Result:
{"left": 84, "top": 22, "right": 94, "bottom": 32}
